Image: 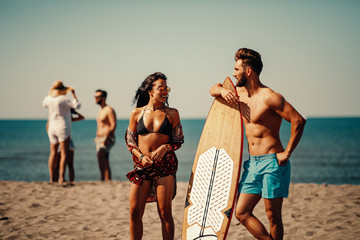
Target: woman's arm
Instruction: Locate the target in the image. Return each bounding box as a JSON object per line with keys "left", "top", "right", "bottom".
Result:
{"left": 168, "top": 108, "right": 184, "bottom": 151}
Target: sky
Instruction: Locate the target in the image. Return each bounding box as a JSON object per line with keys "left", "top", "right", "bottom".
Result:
{"left": 1, "top": 0, "right": 359, "bottom": 119}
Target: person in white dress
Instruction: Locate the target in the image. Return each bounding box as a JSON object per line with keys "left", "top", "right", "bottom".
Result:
{"left": 42, "top": 81, "right": 80, "bottom": 184}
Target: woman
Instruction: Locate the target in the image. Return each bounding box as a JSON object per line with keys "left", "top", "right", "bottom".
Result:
{"left": 42, "top": 80, "right": 80, "bottom": 184}
{"left": 51, "top": 108, "right": 85, "bottom": 184}
{"left": 126, "top": 72, "right": 184, "bottom": 240}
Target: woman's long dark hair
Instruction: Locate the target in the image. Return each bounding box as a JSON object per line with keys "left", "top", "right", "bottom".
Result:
{"left": 133, "top": 72, "right": 168, "bottom": 107}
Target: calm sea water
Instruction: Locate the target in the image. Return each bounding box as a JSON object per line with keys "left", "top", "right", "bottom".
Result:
{"left": 0, "top": 118, "right": 359, "bottom": 184}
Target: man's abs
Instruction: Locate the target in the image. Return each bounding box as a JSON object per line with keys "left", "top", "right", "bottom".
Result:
{"left": 96, "top": 123, "right": 113, "bottom": 137}
{"left": 245, "top": 124, "right": 284, "bottom": 156}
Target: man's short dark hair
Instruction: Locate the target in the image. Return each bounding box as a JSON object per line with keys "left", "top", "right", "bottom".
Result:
{"left": 235, "top": 48, "right": 263, "bottom": 75}
{"left": 95, "top": 89, "right": 107, "bottom": 99}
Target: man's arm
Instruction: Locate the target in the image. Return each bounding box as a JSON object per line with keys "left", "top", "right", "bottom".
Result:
{"left": 209, "top": 83, "right": 239, "bottom": 104}
{"left": 209, "top": 83, "right": 223, "bottom": 97}
{"left": 265, "top": 92, "right": 306, "bottom": 164}
{"left": 107, "top": 107, "right": 117, "bottom": 136}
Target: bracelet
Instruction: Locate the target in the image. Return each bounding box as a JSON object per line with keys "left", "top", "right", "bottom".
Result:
{"left": 139, "top": 154, "right": 144, "bottom": 163}
{"left": 163, "top": 144, "right": 171, "bottom": 152}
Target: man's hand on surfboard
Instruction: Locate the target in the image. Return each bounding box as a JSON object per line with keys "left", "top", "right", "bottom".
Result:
{"left": 220, "top": 88, "right": 239, "bottom": 105}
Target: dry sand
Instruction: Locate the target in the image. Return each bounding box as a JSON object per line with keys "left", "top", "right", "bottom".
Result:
{"left": 1, "top": 181, "right": 359, "bottom": 239}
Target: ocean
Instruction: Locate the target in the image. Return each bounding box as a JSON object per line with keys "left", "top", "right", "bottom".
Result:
{"left": 0, "top": 118, "right": 360, "bottom": 185}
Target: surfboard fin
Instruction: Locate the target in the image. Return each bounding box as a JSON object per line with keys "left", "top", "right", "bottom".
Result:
{"left": 224, "top": 208, "right": 232, "bottom": 219}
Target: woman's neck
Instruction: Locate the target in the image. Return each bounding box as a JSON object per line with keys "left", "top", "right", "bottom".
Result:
{"left": 146, "top": 102, "right": 164, "bottom": 111}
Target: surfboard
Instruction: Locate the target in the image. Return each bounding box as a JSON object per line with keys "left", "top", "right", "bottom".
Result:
{"left": 182, "top": 77, "right": 244, "bottom": 240}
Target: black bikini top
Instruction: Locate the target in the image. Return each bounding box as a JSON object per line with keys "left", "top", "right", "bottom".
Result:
{"left": 137, "top": 108, "right": 172, "bottom": 136}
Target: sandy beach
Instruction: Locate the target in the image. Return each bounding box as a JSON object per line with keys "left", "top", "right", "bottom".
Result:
{"left": 0, "top": 181, "right": 359, "bottom": 240}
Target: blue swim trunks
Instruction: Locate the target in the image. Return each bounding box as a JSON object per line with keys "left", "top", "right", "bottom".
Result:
{"left": 238, "top": 153, "right": 291, "bottom": 199}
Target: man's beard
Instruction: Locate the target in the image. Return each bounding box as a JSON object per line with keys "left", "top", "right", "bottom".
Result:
{"left": 96, "top": 99, "right": 102, "bottom": 105}
{"left": 236, "top": 72, "right": 247, "bottom": 87}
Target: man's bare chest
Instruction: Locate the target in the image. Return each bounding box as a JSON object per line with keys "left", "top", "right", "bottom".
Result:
{"left": 239, "top": 96, "right": 271, "bottom": 124}
{"left": 97, "top": 111, "right": 109, "bottom": 124}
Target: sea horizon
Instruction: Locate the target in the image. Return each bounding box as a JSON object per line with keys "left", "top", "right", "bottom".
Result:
{"left": 1, "top": 117, "right": 360, "bottom": 185}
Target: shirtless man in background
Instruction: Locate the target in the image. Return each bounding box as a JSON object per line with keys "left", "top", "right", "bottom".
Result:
{"left": 95, "top": 89, "right": 117, "bottom": 181}
{"left": 210, "top": 48, "right": 306, "bottom": 240}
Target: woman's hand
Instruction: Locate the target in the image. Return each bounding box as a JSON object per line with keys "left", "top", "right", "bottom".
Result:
{"left": 68, "top": 86, "right": 78, "bottom": 100}
{"left": 140, "top": 155, "right": 153, "bottom": 167}
{"left": 67, "top": 86, "right": 75, "bottom": 93}
{"left": 150, "top": 145, "right": 167, "bottom": 163}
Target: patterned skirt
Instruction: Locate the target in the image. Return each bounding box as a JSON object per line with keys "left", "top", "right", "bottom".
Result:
{"left": 126, "top": 152, "right": 178, "bottom": 202}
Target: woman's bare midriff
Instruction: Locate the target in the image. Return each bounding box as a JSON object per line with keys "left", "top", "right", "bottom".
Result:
{"left": 138, "top": 133, "right": 170, "bottom": 156}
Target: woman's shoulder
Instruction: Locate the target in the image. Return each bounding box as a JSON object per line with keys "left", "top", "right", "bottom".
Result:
{"left": 130, "top": 106, "right": 145, "bottom": 117}
{"left": 165, "top": 107, "right": 180, "bottom": 125}
{"left": 165, "top": 106, "right": 179, "bottom": 115}
{"left": 44, "top": 95, "right": 67, "bottom": 102}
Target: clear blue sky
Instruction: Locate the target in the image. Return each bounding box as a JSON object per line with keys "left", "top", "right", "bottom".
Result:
{"left": 1, "top": 0, "right": 359, "bottom": 119}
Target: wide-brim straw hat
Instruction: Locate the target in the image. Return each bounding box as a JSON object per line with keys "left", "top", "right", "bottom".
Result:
{"left": 49, "top": 80, "right": 70, "bottom": 97}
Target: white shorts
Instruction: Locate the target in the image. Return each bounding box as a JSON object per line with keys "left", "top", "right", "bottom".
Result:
{"left": 48, "top": 127, "right": 71, "bottom": 144}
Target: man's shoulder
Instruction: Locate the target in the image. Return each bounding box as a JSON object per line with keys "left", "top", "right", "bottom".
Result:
{"left": 258, "top": 86, "right": 281, "bottom": 97}
{"left": 103, "top": 105, "right": 115, "bottom": 113}
{"left": 98, "top": 105, "right": 116, "bottom": 119}
{"left": 237, "top": 86, "right": 280, "bottom": 98}
{"left": 261, "top": 88, "right": 285, "bottom": 107}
